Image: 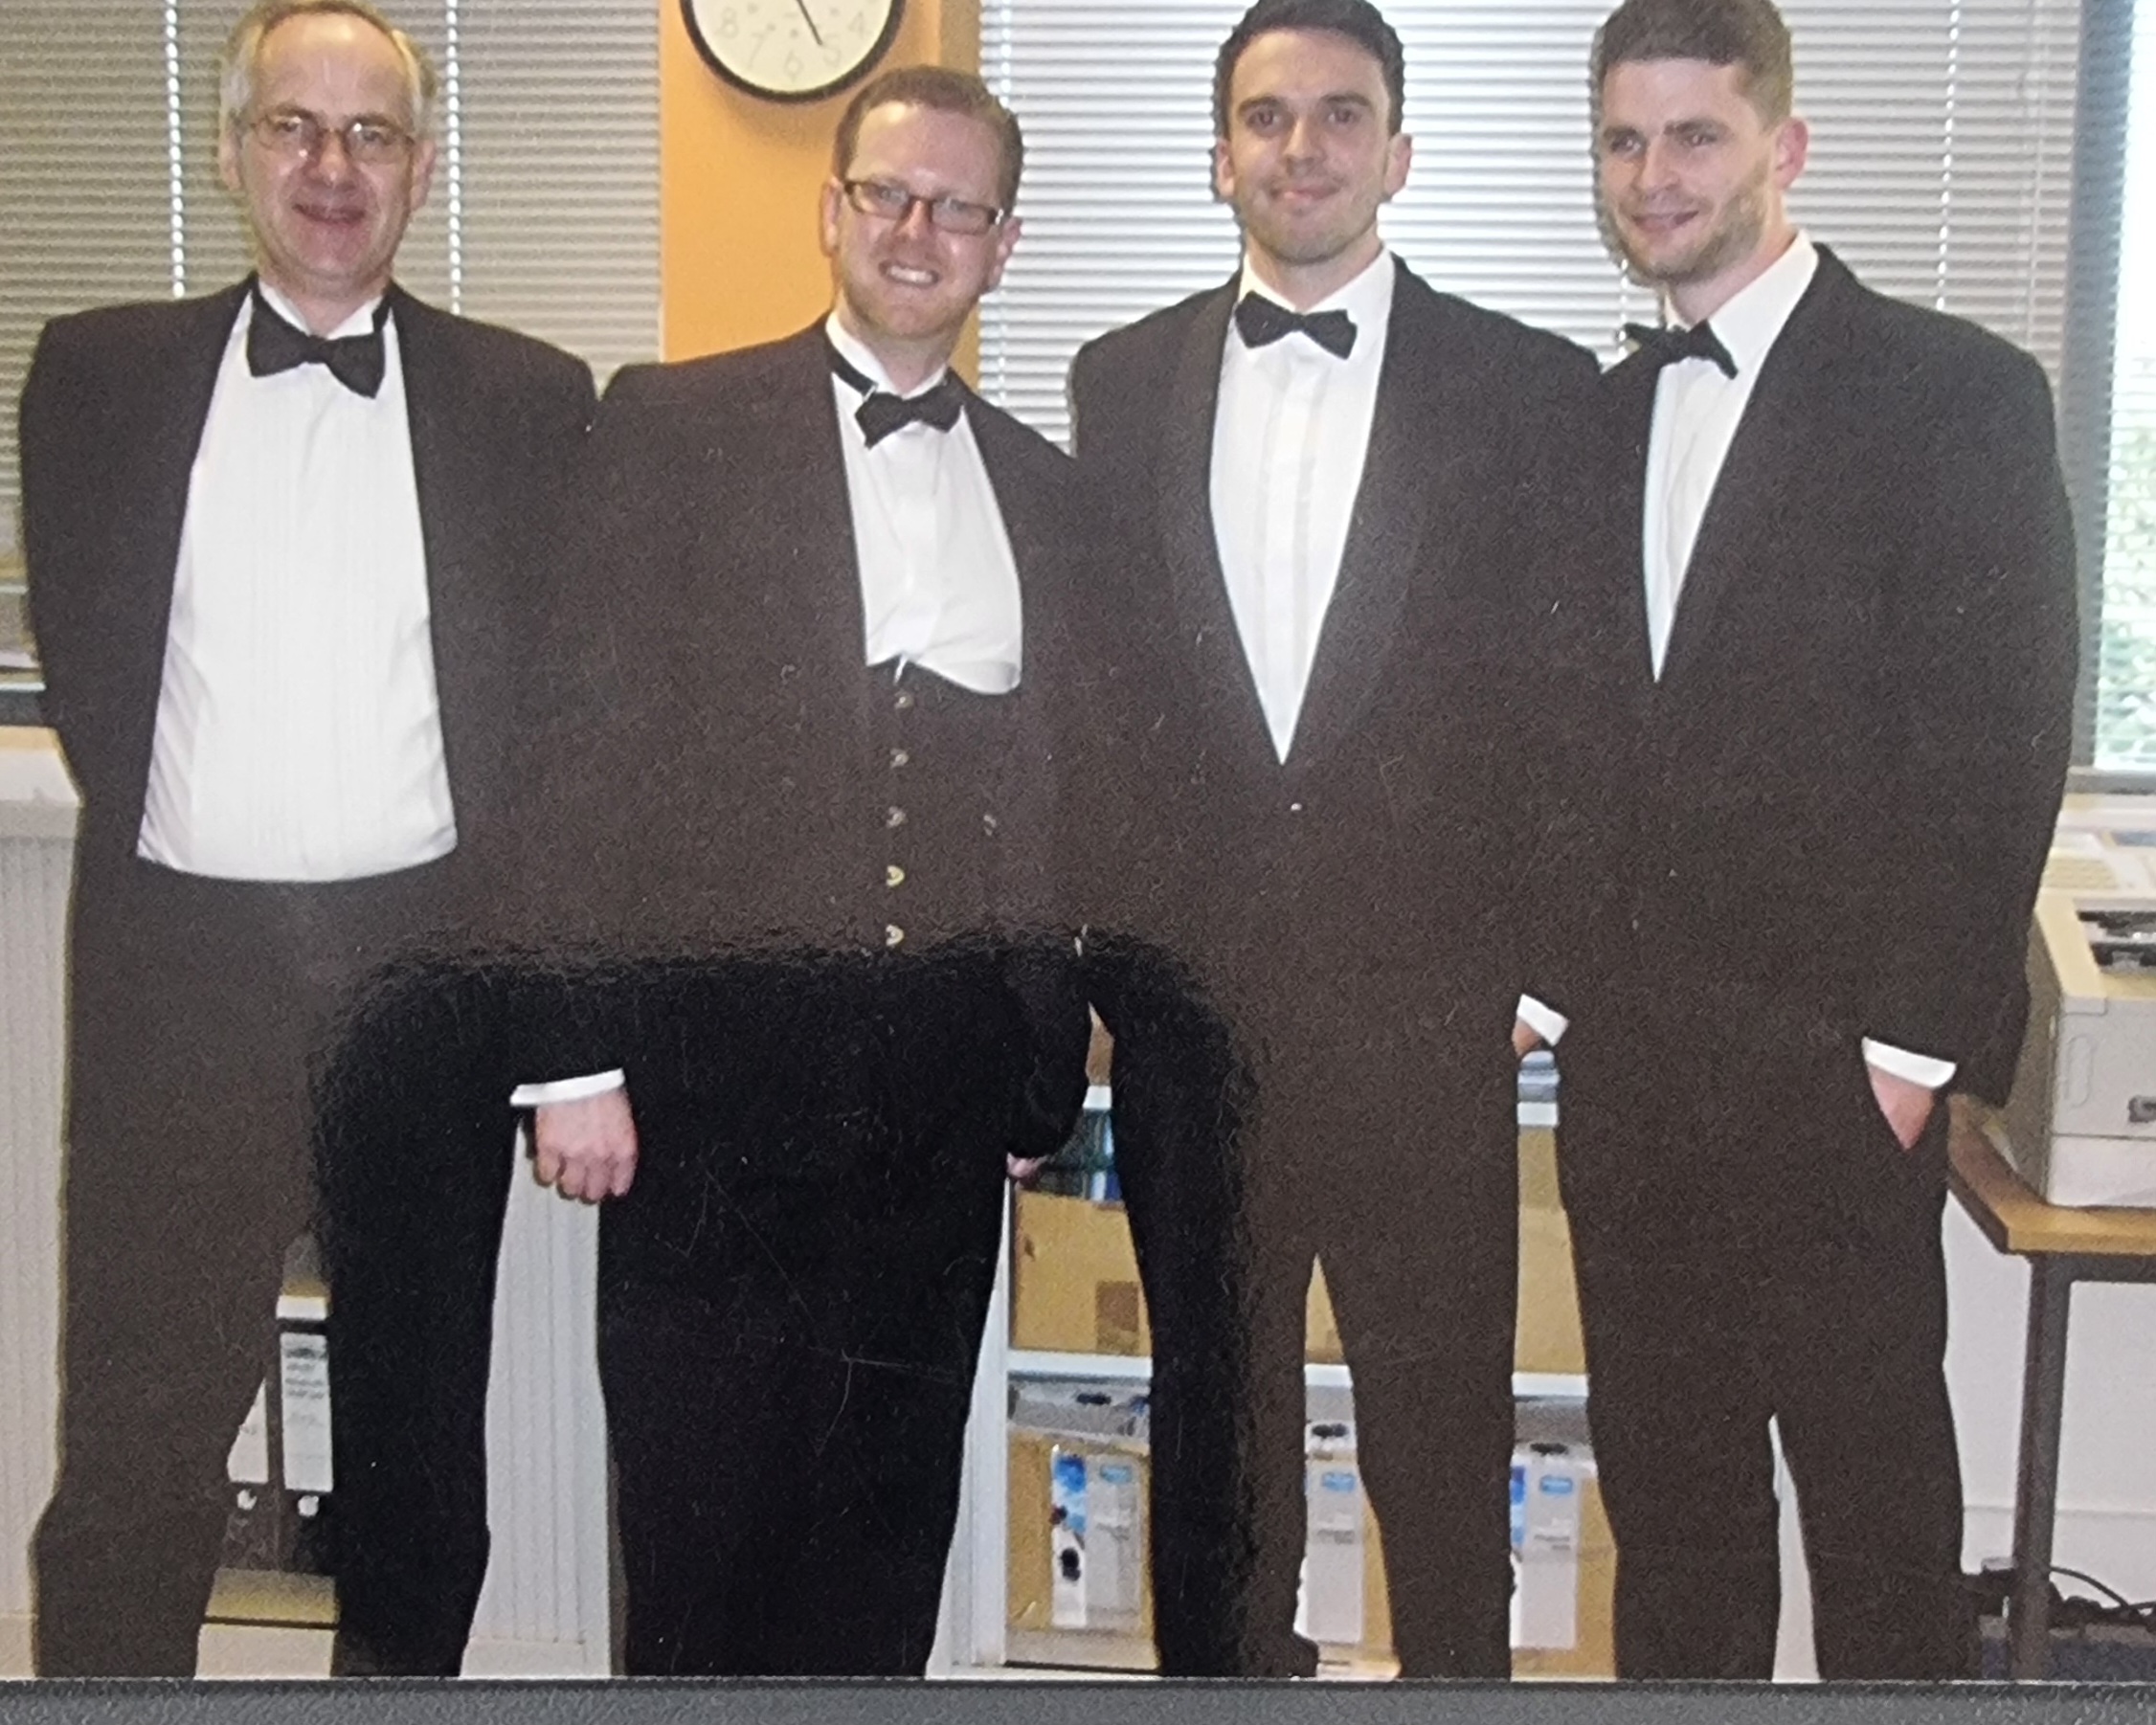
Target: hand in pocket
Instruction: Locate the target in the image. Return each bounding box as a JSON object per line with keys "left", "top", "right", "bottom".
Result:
{"left": 1867, "top": 1063, "right": 1937, "bottom": 1152}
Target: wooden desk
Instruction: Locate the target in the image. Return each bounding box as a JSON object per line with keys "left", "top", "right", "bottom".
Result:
{"left": 1946, "top": 1102, "right": 2156, "bottom": 1679}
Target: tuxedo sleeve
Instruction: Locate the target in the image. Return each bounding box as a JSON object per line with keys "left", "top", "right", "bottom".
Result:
{"left": 18, "top": 322, "right": 99, "bottom": 771}
{"left": 1063, "top": 338, "right": 1176, "bottom": 944}
{"left": 1001, "top": 937, "right": 1093, "bottom": 1164}
{"left": 493, "top": 364, "right": 677, "bottom": 1087}
{"left": 1509, "top": 340, "right": 1625, "bottom": 1024}
{"left": 1863, "top": 345, "right": 2076, "bottom": 1093}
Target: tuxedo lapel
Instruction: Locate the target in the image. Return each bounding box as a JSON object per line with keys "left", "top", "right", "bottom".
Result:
{"left": 1604, "top": 352, "right": 1660, "bottom": 686}
{"left": 393, "top": 286, "right": 518, "bottom": 816}
{"left": 1157, "top": 282, "right": 1270, "bottom": 746}
{"left": 765, "top": 328, "right": 870, "bottom": 690}
{"left": 1288, "top": 260, "right": 1442, "bottom": 772}
{"left": 393, "top": 287, "right": 488, "bottom": 613}
{"left": 965, "top": 386, "right": 1048, "bottom": 610}
{"left": 107, "top": 284, "right": 251, "bottom": 764}
{"left": 1655, "top": 255, "right": 1850, "bottom": 687}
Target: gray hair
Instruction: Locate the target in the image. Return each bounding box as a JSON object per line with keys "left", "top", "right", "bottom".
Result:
{"left": 220, "top": 1, "right": 438, "bottom": 140}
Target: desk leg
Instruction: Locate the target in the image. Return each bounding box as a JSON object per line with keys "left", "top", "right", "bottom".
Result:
{"left": 2007, "top": 1257, "right": 2075, "bottom": 1681}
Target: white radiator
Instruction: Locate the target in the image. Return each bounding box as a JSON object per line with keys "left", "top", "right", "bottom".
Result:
{"left": 0, "top": 729, "right": 611, "bottom": 1675}
{"left": 0, "top": 734, "right": 74, "bottom": 1657}
{"left": 468, "top": 1133, "right": 611, "bottom": 1674}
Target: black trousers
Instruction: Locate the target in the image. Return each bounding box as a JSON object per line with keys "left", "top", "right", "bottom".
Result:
{"left": 595, "top": 952, "right": 1049, "bottom": 1675}
{"left": 1100, "top": 949, "right": 1521, "bottom": 1679}
{"left": 313, "top": 956, "right": 522, "bottom": 1676}
{"left": 1555, "top": 1011, "right": 1971, "bottom": 1680}
{"left": 33, "top": 853, "right": 459, "bottom": 1676}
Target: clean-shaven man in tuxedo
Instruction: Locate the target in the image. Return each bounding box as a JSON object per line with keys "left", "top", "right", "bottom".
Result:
{"left": 17, "top": 0, "right": 593, "bottom": 1676}
{"left": 501, "top": 66, "right": 1092, "bottom": 1675}
{"left": 1533, "top": 0, "right": 2077, "bottom": 1679}
{"left": 1067, "top": 0, "right": 1600, "bottom": 1678}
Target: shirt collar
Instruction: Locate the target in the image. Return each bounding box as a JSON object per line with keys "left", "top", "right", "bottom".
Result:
{"left": 1234, "top": 245, "right": 1397, "bottom": 342}
{"left": 823, "top": 311, "right": 950, "bottom": 398}
{"left": 251, "top": 278, "right": 388, "bottom": 342}
{"left": 1673, "top": 231, "right": 1817, "bottom": 375}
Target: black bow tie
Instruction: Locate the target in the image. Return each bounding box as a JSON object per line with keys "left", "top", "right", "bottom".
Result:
{"left": 825, "top": 338, "right": 965, "bottom": 448}
{"left": 1623, "top": 319, "right": 1738, "bottom": 379}
{"left": 1233, "top": 293, "right": 1358, "bottom": 359}
{"left": 246, "top": 286, "right": 391, "bottom": 396}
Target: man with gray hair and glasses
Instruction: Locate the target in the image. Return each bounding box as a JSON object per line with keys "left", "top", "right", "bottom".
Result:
{"left": 19, "top": 0, "right": 592, "bottom": 1673}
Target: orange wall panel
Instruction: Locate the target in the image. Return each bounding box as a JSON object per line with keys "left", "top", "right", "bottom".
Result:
{"left": 661, "top": 0, "right": 979, "bottom": 361}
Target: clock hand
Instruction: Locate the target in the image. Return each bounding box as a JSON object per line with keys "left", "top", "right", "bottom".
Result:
{"left": 792, "top": 0, "right": 825, "bottom": 46}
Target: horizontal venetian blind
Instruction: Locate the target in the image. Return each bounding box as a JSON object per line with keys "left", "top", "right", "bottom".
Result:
{"left": 977, "top": 0, "right": 2080, "bottom": 450}
{"left": 0, "top": 0, "right": 660, "bottom": 563}
{"left": 0, "top": 2, "right": 176, "bottom": 561}
{"left": 2089, "top": 0, "right": 2155, "bottom": 768}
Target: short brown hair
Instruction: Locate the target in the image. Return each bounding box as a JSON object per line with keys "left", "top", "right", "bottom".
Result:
{"left": 220, "top": 1, "right": 438, "bottom": 138}
{"left": 830, "top": 66, "right": 1024, "bottom": 215}
{"left": 1591, "top": 0, "right": 1794, "bottom": 123}
{"left": 1214, "top": 0, "right": 1406, "bottom": 138}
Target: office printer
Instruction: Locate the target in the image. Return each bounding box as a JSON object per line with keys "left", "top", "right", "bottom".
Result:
{"left": 1995, "top": 801, "right": 2156, "bottom": 1208}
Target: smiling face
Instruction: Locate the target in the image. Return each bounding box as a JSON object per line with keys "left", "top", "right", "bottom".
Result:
{"left": 217, "top": 10, "right": 436, "bottom": 333}
{"left": 820, "top": 101, "right": 1022, "bottom": 393}
{"left": 1595, "top": 56, "right": 1807, "bottom": 325}
{"left": 1213, "top": 27, "right": 1411, "bottom": 308}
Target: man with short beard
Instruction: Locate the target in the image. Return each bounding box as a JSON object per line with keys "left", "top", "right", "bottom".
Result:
{"left": 1067, "top": 0, "right": 1599, "bottom": 1679}
{"left": 1536, "top": 0, "right": 2076, "bottom": 1678}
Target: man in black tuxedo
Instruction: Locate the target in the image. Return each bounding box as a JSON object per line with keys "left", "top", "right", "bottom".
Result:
{"left": 1067, "top": 0, "right": 1599, "bottom": 1678}
{"left": 500, "top": 66, "right": 1091, "bottom": 1675}
{"left": 1532, "top": 0, "right": 2077, "bottom": 1679}
{"left": 17, "top": 0, "right": 592, "bottom": 1676}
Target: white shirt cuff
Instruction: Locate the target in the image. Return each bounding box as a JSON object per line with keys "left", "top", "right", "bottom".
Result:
{"left": 1860, "top": 1039, "right": 1955, "bottom": 1090}
{"left": 1516, "top": 995, "right": 1569, "bottom": 1046}
{"left": 510, "top": 1069, "right": 627, "bottom": 1108}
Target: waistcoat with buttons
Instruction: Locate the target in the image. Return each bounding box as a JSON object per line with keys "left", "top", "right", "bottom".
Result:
{"left": 854, "top": 661, "right": 1050, "bottom": 960}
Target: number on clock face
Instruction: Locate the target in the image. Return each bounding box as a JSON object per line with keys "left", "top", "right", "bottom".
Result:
{"left": 683, "top": 0, "right": 905, "bottom": 102}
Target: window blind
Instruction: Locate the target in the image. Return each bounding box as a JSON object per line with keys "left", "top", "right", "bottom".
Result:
{"left": 0, "top": 0, "right": 661, "bottom": 560}
{"left": 977, "top": 0, "right": 2079, "bottom": 451}
{"left": 2089, "top": 0, "right": 2154, "bottom": 768}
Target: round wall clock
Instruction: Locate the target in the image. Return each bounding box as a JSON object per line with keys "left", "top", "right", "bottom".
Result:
{"left": 683, "top": 0, "right": 906, "bottom": 104}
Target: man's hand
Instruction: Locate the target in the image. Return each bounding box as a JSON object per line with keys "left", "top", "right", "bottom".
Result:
{"left": 1868, "top": 1064, "right": 1938, "bottom": 1152}
{"left": 1007, "top": 1154, "right": 1048, "bottom": 1183}
{"left": 1513, "top": 1018, "right": 1545, "bottom": 1059}
{"left": 533, "top": 1088, "right": 639, "bottom": 1201}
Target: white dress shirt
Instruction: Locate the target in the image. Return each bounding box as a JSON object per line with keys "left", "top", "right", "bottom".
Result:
{"left": 512, "top": 317, "right": 1026, "bottom": 1106}
{"left": 1211, "top": 249, "right": 1395, "bottom": 762}
{"left": 1640, "top": 233, "right": 1818, "bottom": 678}
{"left": 137, "top": 281, "right": 457, "bottom": 882}
{"left": 1523, "top": 233, "right": 1952, "bottom": 1088}
{"left": 831, "top": 315, "right": 1023, "bottom": 696}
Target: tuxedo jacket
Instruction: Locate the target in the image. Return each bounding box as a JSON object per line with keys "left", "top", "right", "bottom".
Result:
{"left": 19, "top": 277, "right": 596, "bottom": 888}
{"left": 1566, "top": 246, "right": 2077, "bottom": 1099}
{"left": 1066, "top": 258, "right": 1602, "bottom": 1021}
{"left": 505, "top": 325, "right": 1099, "bottom": 1142}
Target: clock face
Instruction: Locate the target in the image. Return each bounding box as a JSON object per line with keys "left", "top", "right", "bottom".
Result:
{"left": 683, "top": 0, "right": 906, "bottom": 103}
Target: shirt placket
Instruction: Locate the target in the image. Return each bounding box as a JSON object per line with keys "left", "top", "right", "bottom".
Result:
{"left": 1259, "top": 351, "right": 1320, "bottom": 756}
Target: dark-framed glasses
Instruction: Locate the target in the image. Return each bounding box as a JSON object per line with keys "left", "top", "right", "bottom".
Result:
{"left": 842, "top": 178, "right": 1005, "bottom": 237}
{"left": 247, "top": 108, "right": 415, "bottom": 167}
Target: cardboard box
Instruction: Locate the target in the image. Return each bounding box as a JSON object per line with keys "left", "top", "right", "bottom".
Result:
{"left": 1008, "top": 1428, "right": 1157, "bottom": 1669}
{"left": 1010, "top": 1128, "right": 1584, "bottom": 1376}
{"left": 1517, "top": 1127, "right": 1586, "bottom": 1378}
{"left": 1006, "top": 1426, "right": 1394, "bottom": 1669}
{"left": 1006, "top": 1425, "right": 1614, "bottom": 1677}
{"left": 1512, "top": 1462, "right": 1616, "bottom": 1680}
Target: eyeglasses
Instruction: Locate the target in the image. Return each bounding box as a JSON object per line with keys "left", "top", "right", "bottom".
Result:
{"left": 247, "top": 109, "right": 415, "bottom": 167}
{"left": 841, "top": 178, "right": 1005, "bottom": 237}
